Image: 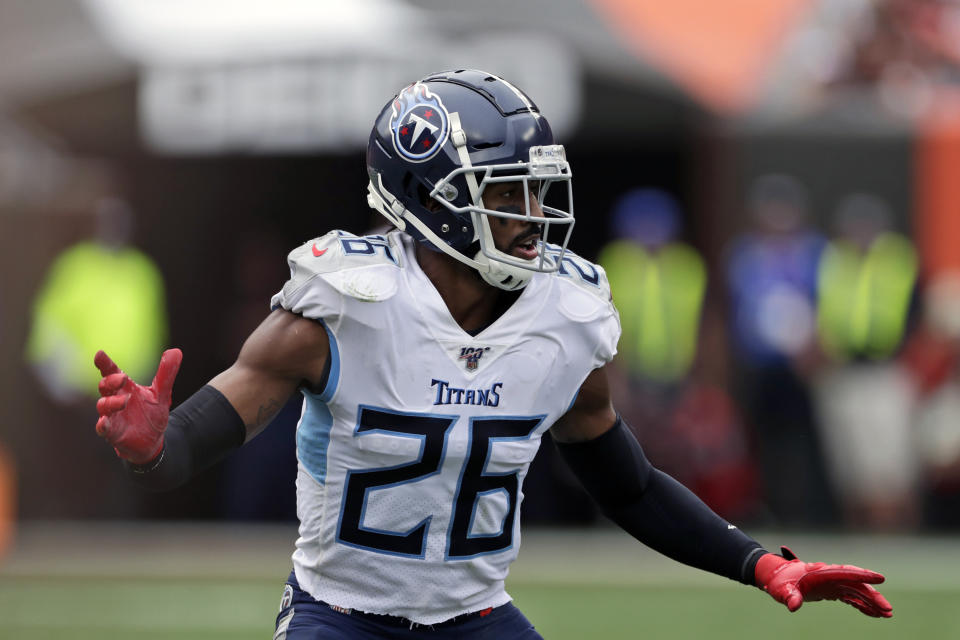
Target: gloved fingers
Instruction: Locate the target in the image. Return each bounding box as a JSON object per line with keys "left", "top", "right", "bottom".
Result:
{"left": 96, "top": 417, "right": 139, "bottom": 454}
{"left": 768, "top": 583, "right": 804, "bottom": 612}
{"left": 842, "top": 583, "right": 893, "bottom": 617}
{"left": 785, "top": 587, "right": 804, "bottom": 612}
{"left": 97, "top": 394, "right": 129, "bottom": 417}
{"left": 840, "top": 595, "right": 874, "bottom": 616}
{"left": 94, "top": 350, "right": 121, "bottom": 377}
{"left": 152, "top": 348, "right": 182, "bottom": 404}
{"left": 98, "top": 373, "right": 129, "bottom": 397}
{"left": 839, "top": 591, "right": 893, "bottom": 618}
{"left": 95, "top": 415, "right": 113, "bottom": 439}
{"left": 835, "top": 565, "right": 886, "bottom": 584}
{"left": 800, "top": 578, "right": 894, "bottom": 617}
{"left": 799, "top": 564, "right": 886, "bottom": 587}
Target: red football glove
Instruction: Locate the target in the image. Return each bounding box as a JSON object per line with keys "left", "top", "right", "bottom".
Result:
{"left": 94, "top": 349, "right": 182, "bottom": 465}
{"left": 756, "top": 546, "right": 893, "bottom": 618}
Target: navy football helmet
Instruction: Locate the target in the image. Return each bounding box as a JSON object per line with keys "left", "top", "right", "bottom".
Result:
{"left": 366, "top": 69, "right": 574, "bottom": 290}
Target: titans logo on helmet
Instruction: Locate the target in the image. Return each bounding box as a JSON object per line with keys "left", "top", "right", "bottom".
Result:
{"left": 390, "top": 82, "right": 450, "bottom": 163}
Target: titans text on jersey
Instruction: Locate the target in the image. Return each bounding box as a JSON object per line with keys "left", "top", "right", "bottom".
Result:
{"left": 431, "top": 379, "right": 503, "bottom": 406}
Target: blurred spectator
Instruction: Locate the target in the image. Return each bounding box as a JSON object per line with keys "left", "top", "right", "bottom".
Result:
{"left": 725, "top": 174, "right": 837, "bottom": 526}
{"left": 599, "top": 188, "right": 706, "bottom": 384}
{"left": 901, "top": 271, "right": 960, "bottom": 529}
{"left": 812, "top": 192, "right": 920, "bottom": 530}
{"left": 817, "top": 193, "right": 917, "bottom": 360}
{"left": 25, "top": 197, "right": 169, "bottom": 403}
{"left": 830, "top": 0, "right": 960, "bottom": 117}
{"left": 16, "top": 177, "right": 170, "bottom": 518}
{"left": 600, "top": 189, "right": 758, "bottom": 520}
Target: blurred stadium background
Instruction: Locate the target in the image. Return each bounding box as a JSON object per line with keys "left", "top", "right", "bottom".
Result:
{"left": 1, "top": 0, "right": 959, "bottom": 637}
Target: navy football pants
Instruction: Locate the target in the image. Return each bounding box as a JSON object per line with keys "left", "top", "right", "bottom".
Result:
{"left": 274, "top": 572, "right": 544, "bottom": 639}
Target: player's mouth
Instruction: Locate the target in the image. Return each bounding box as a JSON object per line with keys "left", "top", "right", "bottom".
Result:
{"left": 510, "top": 229, "right": 541, "bottom": 260}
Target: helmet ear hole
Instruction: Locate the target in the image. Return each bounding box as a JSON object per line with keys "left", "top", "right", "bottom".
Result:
{"left": 419, "top": 184, "right": 444, "bottom": 213}
{"left": 472, "top": 141, "right": 503, "bottom": 150}
{"left": 402, "top": 172, "right": 416, "bottom": 195}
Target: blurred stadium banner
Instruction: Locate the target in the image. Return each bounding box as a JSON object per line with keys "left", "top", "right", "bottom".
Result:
{"left": 590, "top": 0, "right": 815, "bottom": 113}
{"left": 84, "top": 0, "right": 581, "bottom": 153}
{"left": 916, "top": 87, "right": 960, "bottom": 278}
{"left": 135, "top": 43, "right": 579, "bottom": 154}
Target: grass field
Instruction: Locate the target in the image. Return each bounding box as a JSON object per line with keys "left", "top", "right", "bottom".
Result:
{"left": 1, "top": 522, "right": 957, "bottom": 639}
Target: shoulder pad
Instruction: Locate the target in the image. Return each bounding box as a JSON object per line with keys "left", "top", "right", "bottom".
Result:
{"left": 535, "top": 245, "right": 618, "bottom": 327}
{"left": 281, "top": 230, "right": 402, "bottom": 303}
{"left": 545, "top": 244, "right": 612, "bottom": 298}
{"left": 539, "top": 246, "right": 620, "bottom": 365}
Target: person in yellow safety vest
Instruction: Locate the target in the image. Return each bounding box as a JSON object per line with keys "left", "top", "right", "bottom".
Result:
{"left": 813, "top": 192, "right": 920, "bottom": 530}
{"left": 25, "top": 197, "right": 168, "bottom": 403}
{"left": 817, "top": 193, "right": 918, "bottom": 361}
{"left": 599, "top": 188, "right": 706, "bottom": 384}
{"left": 600, "top": 189, "right": 759, "bottom": 521}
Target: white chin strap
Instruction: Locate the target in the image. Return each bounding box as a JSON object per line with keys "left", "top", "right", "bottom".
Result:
{"left": 476, "top": 250, "right": 535, "bottom": 291}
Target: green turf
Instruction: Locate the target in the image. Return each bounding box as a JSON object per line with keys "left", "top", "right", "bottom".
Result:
{"left": 2, "top": 524, "right": 958, "bottom": 638}
{"left": 0, "top": 576, "right": 280, "bottom": 640}
{"left": 1, "top": 576, "right": 956, "bottom": 639}
{"left": 510, "top": 584, "right": 959, "bottom": 640}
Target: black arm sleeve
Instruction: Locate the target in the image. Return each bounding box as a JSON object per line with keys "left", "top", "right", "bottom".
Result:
{"left": 123, "top": 385, "right": 247, "bottom": 492}
{"left": 555, "top": 416, "right": 766, "bottom": 585}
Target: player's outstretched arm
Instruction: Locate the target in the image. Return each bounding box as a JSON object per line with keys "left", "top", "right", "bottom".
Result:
{"left": 94, "top": 309, "right": 329, "bottom": 490}
{"left": 551, "top": 365, "right": 893, "bottom": 618}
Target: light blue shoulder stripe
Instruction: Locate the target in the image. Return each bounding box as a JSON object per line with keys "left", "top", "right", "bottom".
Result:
{"left": 296, "top": 320, "right": 340, "bottom": 485}
{"left": 318, "top": 319, "right": 340, "bottom": 402}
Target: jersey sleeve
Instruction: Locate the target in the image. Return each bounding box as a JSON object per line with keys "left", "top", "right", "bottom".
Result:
{"left": 270, "top": 230, "right": 403, "bottom": 321}
{"left": 552, "top": 252, "right": 621, "bottom": 369}
{"left": 537, "top": 253, "right": 621, "bottom": 415}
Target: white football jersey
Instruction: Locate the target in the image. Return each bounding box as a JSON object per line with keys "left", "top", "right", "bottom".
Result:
{"left": 270, "top": 230, "right": 620, "bottom": 624}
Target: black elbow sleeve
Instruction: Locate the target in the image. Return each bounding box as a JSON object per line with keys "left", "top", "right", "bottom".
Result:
{"left": 555, "top": 416, "right": 766, "bottom": 585}
{"left": 124, "top": 385, "right": 247, "bottom": 491}
{"left": 554, "top": 415, "right": 653, "bottom": 510}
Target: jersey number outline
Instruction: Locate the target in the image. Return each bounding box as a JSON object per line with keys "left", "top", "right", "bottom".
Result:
{"left": 337, "top": 231, "right": 398, "bottom": 264}
{"left": 542, "top": 243, "right": 600, "bottom": 286}
{"left": 337, "top": 406, "right": 543, "bottom": 560}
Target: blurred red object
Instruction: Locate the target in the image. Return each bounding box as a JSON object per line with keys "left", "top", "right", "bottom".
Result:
{"left": 670, "top": 384, "right": 760, "bottom": 520}
{"left": 0, "top": 444, "right": 16, "bottom": 561}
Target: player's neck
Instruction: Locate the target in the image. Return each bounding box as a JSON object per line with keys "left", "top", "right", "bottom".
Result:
{"left": 415, "top": 244, "right": 515, "bottom": 333}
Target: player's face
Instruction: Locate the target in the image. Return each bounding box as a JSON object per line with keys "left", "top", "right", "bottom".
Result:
{"left": 483, "top": 181, "right": 545, "bottom": 260}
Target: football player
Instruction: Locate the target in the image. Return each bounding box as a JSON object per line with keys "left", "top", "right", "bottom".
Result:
{"left": 93, "top": 70, "right": 892, "bottom": 639}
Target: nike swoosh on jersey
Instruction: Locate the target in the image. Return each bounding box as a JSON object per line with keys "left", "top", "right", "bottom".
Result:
{"left": 312, "top": 244, "right": 328, "bottom": 257}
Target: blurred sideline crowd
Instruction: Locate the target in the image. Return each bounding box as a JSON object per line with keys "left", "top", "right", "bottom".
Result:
{"left": 598, "top": 176, "right": 960, "bottom": 534}
{"left": 16, "top": 170, "right": 960, "bottom": 536}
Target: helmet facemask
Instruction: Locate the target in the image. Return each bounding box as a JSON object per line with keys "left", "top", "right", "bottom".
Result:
{"left": 431, "top": 146, "right": 575, "bottom": 291}
{"left": 367, "top": 144, "right": 575, "bottom": 291}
